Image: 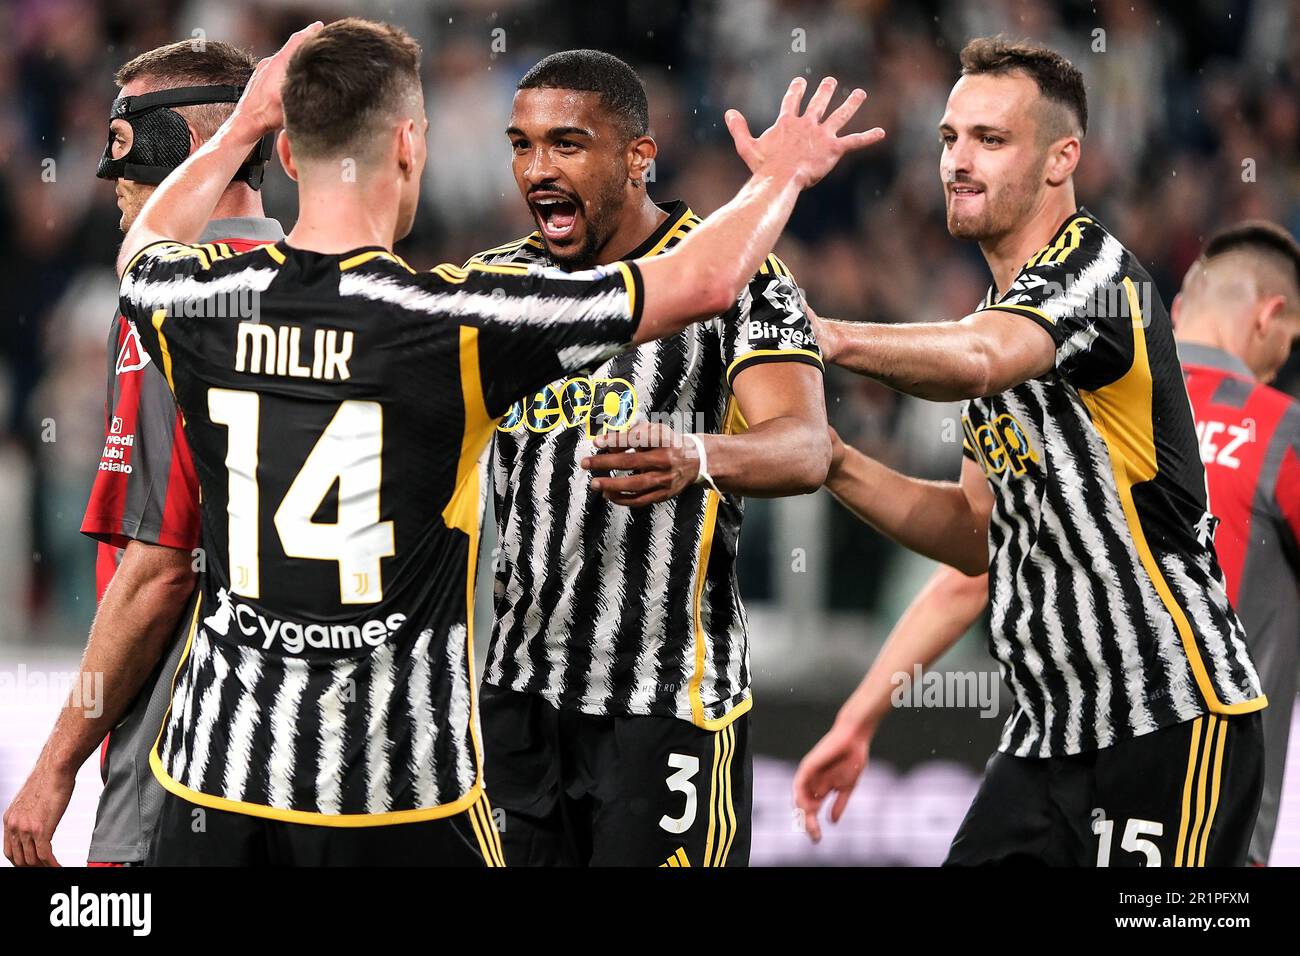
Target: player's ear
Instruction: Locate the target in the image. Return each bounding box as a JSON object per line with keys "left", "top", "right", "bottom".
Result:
{"left": 1170, "top": 292, "right": 1184, "bottom": 330}
{"left": 396, "top": 118, "right": 417, "bottom": 177}
{"left": 627, "top": 135, "right": 657, "bottom": 187}
{"left": 186, "top": 121, "right": 202, "bottom": 157}
{"left": 1256, "top": 293, "right": 1287, "bottom": 334}
{"left": 1044, "top": 136, "right": 1079, "bottom": 187}
{"left": 276, "top": 130, "right": 299, "bottom": 183}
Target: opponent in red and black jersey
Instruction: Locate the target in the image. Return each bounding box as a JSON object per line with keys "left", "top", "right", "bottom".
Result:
{"left": 80, "top": 217, "right": 282, "bottom": 864}
{"left": 1181, "top": 342, "right": 1300, "bottom": 865}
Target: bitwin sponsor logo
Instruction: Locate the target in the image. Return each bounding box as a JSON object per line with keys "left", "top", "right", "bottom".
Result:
{"left": 203, "top": 587, "right": 406, "bottom": 656}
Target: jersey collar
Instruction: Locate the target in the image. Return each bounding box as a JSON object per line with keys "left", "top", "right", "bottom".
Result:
{"left": 985, "top": 204, "right": 1096, "bottom": 303}
{"left": 199, "top": 216, "right": 285, "bottom": 243}
{"left": 1177, "top": 341, "right": 1254, "bottom": 379}
{"left": 621, "top": 200, "right": 693, "bottom": 260}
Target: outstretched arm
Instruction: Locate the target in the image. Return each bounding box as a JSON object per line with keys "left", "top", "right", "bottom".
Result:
{"left": 792, "top": 565, "right": 989, "bottom": 842}
{"left": 632, "top": 77, "right": 883, "bottom": 344}
{"left": 825, "top": 428, "right": 993, "bottom": 575}
{"left": 812, "top": 303, "right": 1055, "bottom": 401}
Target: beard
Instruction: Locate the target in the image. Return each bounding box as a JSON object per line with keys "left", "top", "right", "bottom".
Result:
{"left": 547, "top": 173, "right": 629, "bottom": 271}
{"left": 945, "top": 174, "right": 1039, "bottom": 244}
{"left": 116, "top": 184, "right": 152, "bottom": 234}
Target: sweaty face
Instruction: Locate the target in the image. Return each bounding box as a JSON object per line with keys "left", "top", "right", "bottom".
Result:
{"left": 507, "top": 88, "right": 631, "bottom": 269}
{"left": 939, "top": 73, "right": 1052, "bottom": 245}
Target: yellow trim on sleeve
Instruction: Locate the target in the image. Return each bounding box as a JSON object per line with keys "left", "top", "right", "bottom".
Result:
{"left": 122, "top": 239, "right": 185, "bottom": 276}
{"left": 613, "top": 260, "right": 637, "bottom": 320}
{"left": 983, "top": 302, "right": 1056, "bottom": 325}
{"left": 264, "top": 244, "right": 286, "bottom": 264}
{"left": 726, "top": 347, "right": 824, "bottom": 382}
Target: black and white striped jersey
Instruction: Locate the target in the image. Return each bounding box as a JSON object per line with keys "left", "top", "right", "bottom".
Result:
{"left": 118, "top": 238, "right": 642, "bottom": 824}
{"left": 961, "top": 208, "right": 1266, "bottom": 758}
{"left": 469, "top": 201, "right": 822, "bottom": 728}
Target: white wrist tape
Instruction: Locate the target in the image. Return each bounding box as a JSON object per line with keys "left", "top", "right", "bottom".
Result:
{"left": 684, "top": 433, "right": 721, "bottom": 495}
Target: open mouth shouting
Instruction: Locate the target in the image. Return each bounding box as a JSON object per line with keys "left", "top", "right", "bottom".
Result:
{"left": 530, "top": 189, "right": 581, "bottom": 242}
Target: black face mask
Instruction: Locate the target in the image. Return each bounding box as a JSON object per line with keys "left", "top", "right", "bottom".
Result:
{"left": 96, "top": 84, "right": 274, "bottom": 189}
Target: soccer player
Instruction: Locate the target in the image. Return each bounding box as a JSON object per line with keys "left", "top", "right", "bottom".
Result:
{"left": 794, "top": 37, "right": 1266, "bottom": 866}
{"left": 2, "top": 40, "right": 282, "bottom": 868}
{"left": 112, "top": 19, "right": 879, "bottom": 865}
{"left": 1174, "top": 221, "right": 1300, "bottom": 864}
{"left": 794, "top": 222, "right": 1300, "bottom": 866}
{"left": 466, "top": 51, "right": 829, "bottom": 868}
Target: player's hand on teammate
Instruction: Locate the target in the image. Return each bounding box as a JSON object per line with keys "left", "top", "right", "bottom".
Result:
{"left": 792, "top": 720, "right": 871, "bottom": 843}
{"left": 827, "top": 426, "right": 848, "bottom": 478}
{"left": 233, "top": 21, "right": 324, "bottom": 138}
{"left": 583, "top": 421, "right": 702, "bottom": 507}
{"left": 725, "top": 76, "right": 885, "bottom": 190}
{"left": 800, "top": 294, "right": 844, "bottom": 365}
{"left": 2, "top": 761, "right": 74, "bottom": 866}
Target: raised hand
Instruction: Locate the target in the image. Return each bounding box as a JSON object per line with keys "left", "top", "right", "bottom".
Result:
{"left": 235, "top": 21, "right": 325, "bottom": 137}
{"left": 725, "top": 77, "right": 884, "bottom": 190}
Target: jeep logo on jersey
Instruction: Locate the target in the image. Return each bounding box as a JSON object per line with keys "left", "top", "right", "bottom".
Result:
{"left": 499, "top": 376, "right": 638, "bottom": 437}
{"left": 115, "top": 321, "right": 152, "bottom": 373}
{"left": 203, "top": 586, "right": 407, "bottom": 656}
{"left": 963, "top": 411, "right": 1040, "bottom": 478}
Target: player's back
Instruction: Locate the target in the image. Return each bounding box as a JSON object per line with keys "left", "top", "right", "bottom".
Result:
{"left": 119, "top": 238, "right": 643, "bottom": 822}
{"left": 1180, "top": 345, "right": 1300, "bottom": 601}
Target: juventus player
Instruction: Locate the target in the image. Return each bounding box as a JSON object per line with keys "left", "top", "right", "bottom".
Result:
{"left": 113, "top": 20, "right": 879, "bottom": 864}
{"left": 3, "top": 40, "right": 282, "bottom": 868}
{"left": 796, "top": 37, "right": 1266, "bottom": 865}
{"left": 468, "top": 51, "right": 829, "bottom": 867}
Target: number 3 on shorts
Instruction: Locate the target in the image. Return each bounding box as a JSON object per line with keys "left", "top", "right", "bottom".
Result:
{"left": 659, "top": 753, "right": 700, "bottom": 834}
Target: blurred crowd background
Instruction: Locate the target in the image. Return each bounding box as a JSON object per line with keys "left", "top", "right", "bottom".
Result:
{"left": 0, "top": 0, "right": 1297, "bottom": 864}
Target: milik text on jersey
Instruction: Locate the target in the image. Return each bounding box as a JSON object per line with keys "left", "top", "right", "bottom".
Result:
{"left": 235, "top": 321, "right": 354, "bottom": 381}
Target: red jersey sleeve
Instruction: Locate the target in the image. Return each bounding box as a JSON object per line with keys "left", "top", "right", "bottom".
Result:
{"left": 80, "top": 312, "right": 200, "bottom": 553}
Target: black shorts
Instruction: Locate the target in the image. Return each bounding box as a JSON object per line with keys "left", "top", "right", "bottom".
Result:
{"left": 946, "top": 712, "right": 1264, "bottom": 866}
{"left": 147, "top": 790, "right": 504, "bottom": 866}
{"left": 480, "top": 683, "right": 752, "bottom": 867}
